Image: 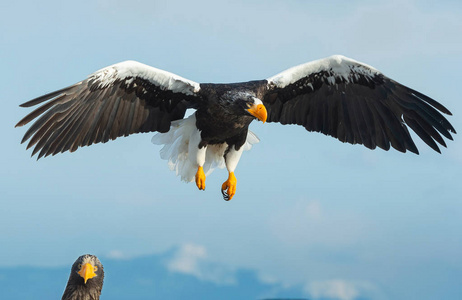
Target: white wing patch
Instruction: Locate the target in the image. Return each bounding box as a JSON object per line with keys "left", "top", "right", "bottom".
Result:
{"left": 152, "top": 114, "right": 259, "bottom": 182}
{"left": 267, "top": 55, "right": 381, "bottom": 89}
{"left": 89, "top": 60, "right": 200, "bottom": 95}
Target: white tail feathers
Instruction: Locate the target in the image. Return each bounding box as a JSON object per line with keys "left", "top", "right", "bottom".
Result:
{"left": 152, "top": 113, "right": 259, "bottom": 182}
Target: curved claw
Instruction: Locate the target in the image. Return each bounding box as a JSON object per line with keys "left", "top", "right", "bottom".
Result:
{"left": 195, "top": 166, "right": 206, "bottom": 190}
{"left": 221, "top": 172, "right": 237, "bottom": 201}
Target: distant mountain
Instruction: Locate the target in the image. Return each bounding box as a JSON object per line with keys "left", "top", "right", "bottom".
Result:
{"left": 0, "top": 248, "right": 308, "bottom": 300}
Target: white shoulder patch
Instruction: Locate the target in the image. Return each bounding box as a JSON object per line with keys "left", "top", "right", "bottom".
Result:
{"left": 266, "top": 55, "right": 381, "bottom": 89}
{"left": 89, "top": 60, "right": 201, "bottom": 95}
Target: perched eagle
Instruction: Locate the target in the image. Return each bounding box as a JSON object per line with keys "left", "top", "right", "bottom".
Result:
{"left": 62, "top": 254, "right": 104, "bottom": 300}
{"left": 16, "top": 55, "right": 456, "bottom": 200}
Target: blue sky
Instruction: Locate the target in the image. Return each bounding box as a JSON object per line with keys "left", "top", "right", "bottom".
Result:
{"left": 1, "top": 1, "right": 462, "bottom": 299}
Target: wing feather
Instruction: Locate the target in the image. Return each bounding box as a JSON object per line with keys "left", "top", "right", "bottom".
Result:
{"left": 16, "top": 61, "right": 202, "bottom": 158}
{"left": 356, "top": 97, "right": 375, "bottom": 149}
{"left": 51, "top": 100, "right": 97, "bottom": 155}
{"left": 263, "top": 55, "right": 455, "bottom": 154}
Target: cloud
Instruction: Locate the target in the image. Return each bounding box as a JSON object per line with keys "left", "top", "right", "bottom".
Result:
{"left": 269, "top": 199, "right": 366, "bottom": 248}
{"left": 107, "top": 250, "right": 129, "bottom": 260}
{"left": 167, "top": 244, "right": 206, "bottom": 274}
{"left": 305, "top": 200, "right": 323, "bottom": 220}
{"left": 257, "top": 272, "right": 280, "bottom": 285}
{"left": 305, "top": 279, "right": 374, "bottom": 300}
{"left": 166, "top": 243, "right": 235, "bottom": 285}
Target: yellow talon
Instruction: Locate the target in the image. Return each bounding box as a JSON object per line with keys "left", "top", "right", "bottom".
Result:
{"left": 221, "top": 172, "right": 237, "bottom": 201}
{"left": 195, "top": 166, "right": 206, "bottom": 190}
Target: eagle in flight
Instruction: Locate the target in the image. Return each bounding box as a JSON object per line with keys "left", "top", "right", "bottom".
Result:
{"left": 16, "top": 55, "right": 456, "bottom": 200}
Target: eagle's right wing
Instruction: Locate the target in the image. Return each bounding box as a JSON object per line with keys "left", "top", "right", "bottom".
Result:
{"left": 16, "top": 61, "right": 202, "bottom": 159}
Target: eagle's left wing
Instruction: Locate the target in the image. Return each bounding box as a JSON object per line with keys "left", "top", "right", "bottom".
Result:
{"left": 262, "top": 55, "right": 455, "bottom": 154}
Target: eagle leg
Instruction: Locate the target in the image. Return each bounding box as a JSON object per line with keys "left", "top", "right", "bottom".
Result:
{"left": 195, "top": 166, "right": 206, "bottom": 190}
{"left": 221, "top": 172, "right": 237, "bottom": 201}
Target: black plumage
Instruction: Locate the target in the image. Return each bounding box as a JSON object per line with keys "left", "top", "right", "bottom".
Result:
{"left": 263, "top": 67, "right": 455, "bottom": 154}
{"left": 16, "top": 56, "right": 456, "bottom": 199}
{"left": 62, "top": 254, "right": 104, "bottom": 300}
{"left": 17, "top": 76, "right": 197, "bottom": 159}
{"left": 196, "top": 83, "right": 266, "bottom": 148}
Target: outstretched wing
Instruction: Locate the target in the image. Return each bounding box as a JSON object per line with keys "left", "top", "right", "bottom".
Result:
{"left": 262, "top": 55, "right": 456, "bottom": 154}
{"left": 16, "top": 61, "right": 202, "bottom": 159}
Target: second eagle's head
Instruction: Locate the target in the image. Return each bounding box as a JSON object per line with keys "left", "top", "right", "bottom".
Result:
{"left": 62, "top": 254, "right": 104, "bottom": 300}
{"left": 70, "top": 254, "right": 104, "bottom": 288}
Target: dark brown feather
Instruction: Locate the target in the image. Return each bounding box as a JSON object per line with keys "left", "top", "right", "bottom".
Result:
{"left": 17, "top": 75, "right": 200, "bottom": 158}
{"left": 262, "top": 69, "right": 454, "bottom": 154}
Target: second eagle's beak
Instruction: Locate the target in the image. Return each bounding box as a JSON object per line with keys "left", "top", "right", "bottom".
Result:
{"left": 78, "top": 263, "right": 97, "bottom": 284}
{"left": 247, "top": 103, "right": 267, "bottom": 123}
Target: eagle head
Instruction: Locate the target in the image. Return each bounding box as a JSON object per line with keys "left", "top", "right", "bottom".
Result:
{"left": 62, "top": 254, "right": 104, "bottom": 300}
{"left": 225, "top": 91, "right": 267, "bottom": 123}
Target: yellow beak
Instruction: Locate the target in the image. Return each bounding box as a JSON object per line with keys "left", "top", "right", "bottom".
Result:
{"left": 247, "top": 103, "right": 267, "bottom": 123}
{"left": 77, "top": 263, "right": 97, "bottom": 284}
